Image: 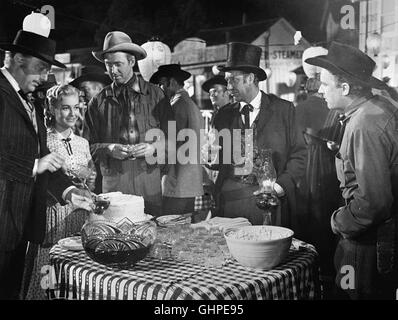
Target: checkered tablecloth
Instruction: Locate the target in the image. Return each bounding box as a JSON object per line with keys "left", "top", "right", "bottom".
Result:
{"left": 48, "top": 239, "right": 320, "bottom": 300}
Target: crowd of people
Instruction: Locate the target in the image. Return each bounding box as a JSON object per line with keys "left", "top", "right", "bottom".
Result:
{"left": 0, "top": 26, "right": 397, "bottom": 301}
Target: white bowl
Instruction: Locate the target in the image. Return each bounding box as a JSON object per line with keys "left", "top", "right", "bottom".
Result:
{"left": 224, "top": 225, "right": 294, "bottom": 270}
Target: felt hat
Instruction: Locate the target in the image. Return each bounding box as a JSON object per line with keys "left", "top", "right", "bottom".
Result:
{"left": 149, "top": 64, "right": 191, "bottom": 84}
{"left": 202, "top": 75, "right": 227, "bottom": 92}
{"left": 69, "top": 65, "right": 111, "bottom": 88}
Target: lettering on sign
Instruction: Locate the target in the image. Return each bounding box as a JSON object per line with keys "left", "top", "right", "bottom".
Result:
{"left": 340, "top": 265, "right": 355, "bottom": 290}
{"left": 270, "top": 50, "right": 303, "bottom": 60}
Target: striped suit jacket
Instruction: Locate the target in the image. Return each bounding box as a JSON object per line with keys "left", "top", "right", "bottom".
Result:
{"left": 0, "top": 72, "right": 71, "bottom": 250}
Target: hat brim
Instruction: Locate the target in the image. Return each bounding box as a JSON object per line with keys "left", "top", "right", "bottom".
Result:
{"left": 202, "top": 78, "right": 227, "bottom": 93}
{"left": 70, "top": 73, "right": 112, "bottom": 88}
{"left": 305, "top": 55, "right": 385, "bottom": 90}
{"left": 149, "top": 69, "right": 191, "bottom": 84}
{"left": 218, "top": 65, "right": 267, "bottom": 81}
{"left": 0, "top": 43, "right": 66, "bottom": 69}
{"left": 92, "top": 43, "right": 147, "bottom": 62}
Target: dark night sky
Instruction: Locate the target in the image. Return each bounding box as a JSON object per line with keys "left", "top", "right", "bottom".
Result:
{"left": 0, "top": 0, "right": 327, "bottom": 52}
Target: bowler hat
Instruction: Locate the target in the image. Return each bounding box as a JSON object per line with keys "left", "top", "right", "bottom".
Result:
{"left": 70, "top": 65, "right": 111, "bottom": 88}
{"left": 35, "top": 73, "right": 57, "bottom": 92}
{"left": 218, "top": 42, "right": 267, "bottom": 81}
{"left": 0, "top": 30, "right": 66, "bottom": 68}
{"left": 149, "top": 64, "right": 191, "bottom": 84}
{"left": 92, "top": 31, "right": 147, "bottom": 62}
{"left": 305, "top": 41, "right": 385, "bottom": 89}
{"left": 202, "top": 75, "right": 227, "bottom": 93}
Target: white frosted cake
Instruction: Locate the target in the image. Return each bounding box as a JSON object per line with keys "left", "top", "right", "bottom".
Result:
{"left": 90, "top": 192, "right": 150, "bottom": 224}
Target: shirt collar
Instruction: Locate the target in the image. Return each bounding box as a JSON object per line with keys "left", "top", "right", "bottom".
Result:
{"left": 50, "top": 127, "right": 75, "bottom": 140}
{"left": 239, "top": 90, "right": 261, "bottom": 111}
{"left": 111, "top": 73, "right": 141, "bottom": 96}
{"left": 342, "top": 93, "right": 374, "bottom": 124}
{"left": 1, "top": 67, "right": 21, "bottom": 94}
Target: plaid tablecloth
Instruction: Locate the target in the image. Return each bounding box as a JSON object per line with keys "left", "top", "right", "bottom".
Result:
{"left": 48, "top": 239, "right": 320, "bottom": 300}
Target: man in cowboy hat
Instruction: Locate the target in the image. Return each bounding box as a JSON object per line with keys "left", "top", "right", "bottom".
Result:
{"left": 150, "top": 64, "right": 204, "bottom": 215}
{"left": 306, "top": 41, "right": 398, "bottom": 300}
{"left": 0, "top": 29, "right": 93, "bottom": 299}
{"left": 85, "top": 31, "right": 173, "bottom": 216}
{"left": 216, "top": 42, "right": 306, "bottom": 228}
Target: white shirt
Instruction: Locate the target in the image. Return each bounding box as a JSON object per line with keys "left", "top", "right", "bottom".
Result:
{"left": 239, "top": 89, "right": 261, "bottom": 127}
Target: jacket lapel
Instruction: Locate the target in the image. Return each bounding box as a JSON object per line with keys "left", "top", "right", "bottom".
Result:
{"left": 255, "top": 92, "right": 274, "bottom": 136}
{"left": 0, "top": 75, "right": 38, "bottom": 136}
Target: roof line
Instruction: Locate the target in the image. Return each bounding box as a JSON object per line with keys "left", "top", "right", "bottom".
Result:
{"left": 198, "top": 17, "right": 280, "bottom": 33}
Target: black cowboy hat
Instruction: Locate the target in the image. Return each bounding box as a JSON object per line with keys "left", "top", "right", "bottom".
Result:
{"left": 305, "top": 41, "right": 385, "bottom": 89}
{"left": 35, "top": 73, "right": 57, "bottom": 92}
{"left": 0, "top": 30, "right": 66, "bottom": 68}
{"left": 93, "top": 31, "right": 147, "bottom": 62}
{"left": 69, "top": 65, "right": 111, "bottom": 88}
{"left": 149, "top": 64, "right": 191, "bottom": 84}
{"left": 218, "top": 42, "right": 267, "bottom": 81}
{"left": 202, "top": 75, "right": 227, "bottom": 93}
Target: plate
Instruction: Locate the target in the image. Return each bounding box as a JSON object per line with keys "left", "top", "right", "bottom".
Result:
{"left": 156, "top": 214, "right": 191, "bottom": 227}
{"left": 58, "top": 236, "right": 84, "bottom": 251}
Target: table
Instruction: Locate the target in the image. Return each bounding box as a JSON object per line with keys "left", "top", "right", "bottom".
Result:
{"left": 48, "top": 239, "right": 320, "bottom": 300}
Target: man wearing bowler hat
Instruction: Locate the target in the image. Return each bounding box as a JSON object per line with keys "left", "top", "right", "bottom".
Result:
{"left": 85, "top": 31, "right": 173, "bottom": 216}
{"left": 150, "top": 64, "right": 204, "bottom": 215}
{"left": 216, "top": 42, "right": 306, "bottom": 228}
{"left": 201, "top": 75, "right": 234, "bottom": 130}
{"left": 0, "top": 29, "right": 92, "bottom": 299}
{"left": 306, "top": 41, "right": 398, "bottom": 299}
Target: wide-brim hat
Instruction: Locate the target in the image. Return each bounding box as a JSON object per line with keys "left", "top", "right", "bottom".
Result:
{"left": 149, "top": 64, "right": 191, "bottom": 84}
{"left": 218, "top": 42, "right": 267, "bottom": 81}
{"left": 0, "top": 30, "right": 66, "bottom": 68}
{"left": 35, "top": 73, "right": 57, "bottom": 92}
{"left": 92, "top": 31, "right": 147, "bottom": 62}
{"left": 70, "top": 65, "right": 111, "bottom": 88}
{"left": 202, "top": 75, "right": 227, "bottom": 92}
{"left": 305, "top": 41, "right": 385, "bottom": 89}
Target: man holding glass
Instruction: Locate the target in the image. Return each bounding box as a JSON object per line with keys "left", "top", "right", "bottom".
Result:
{"left": 216, "top": 42, "right": 306, "bottom": 227}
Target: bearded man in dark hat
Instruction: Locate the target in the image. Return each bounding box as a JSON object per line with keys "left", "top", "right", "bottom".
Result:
{"left": 215, "top": 42, "right": 306, "bottom": 228}
{"left": 0, "top": 29, "right": 92, "bottom": 299}
{"left": 85, "top": 31, "right": 173, "bottom": 216}
{"left": 306, "top": 41, "right": 398, "bottom": 300}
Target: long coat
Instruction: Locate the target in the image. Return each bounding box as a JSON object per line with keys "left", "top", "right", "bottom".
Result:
{"left": 217, "top": 91, "right": 307, "bottom": 229}
{"left": 163, "top": 90, "right": 204, "bottom": 198}
{"left": 0, "top": 73, "right": 71, "bottom": 250}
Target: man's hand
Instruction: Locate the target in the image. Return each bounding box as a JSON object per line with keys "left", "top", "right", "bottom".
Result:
{"left": 107, "top": 144, "right": 130, "bottom": 160}
{"left": 131, "top": 142, "right": 155, "bottom": 158}
{"left": 37, "top": 152, "right": 65, "bottom": 174}
{"left": 65, "top": 188, "right": 94, "bottom": 211}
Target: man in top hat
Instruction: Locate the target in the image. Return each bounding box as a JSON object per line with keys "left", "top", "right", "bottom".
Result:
{"left": 85, "top": 31, "right": 173, "bottom": 216}
{"left": 216, "top": 42, "right": 306, "bottom": 228}
{"left": 150, "top": 64, "right": 204, "bottom": 215}
{"left": 306, "top": 41, "right": 398, "bottom": 299}
{"left": 0, "top": 29, "right": 92, "bottom": 299}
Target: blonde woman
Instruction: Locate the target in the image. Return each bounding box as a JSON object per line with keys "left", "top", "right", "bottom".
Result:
{"left": 23, "top": 85, "right": 96, "bottom": 300}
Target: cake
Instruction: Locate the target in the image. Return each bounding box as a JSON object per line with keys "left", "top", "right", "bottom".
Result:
{"left": 89, "top": 192, "right": 150, "bottom": 224}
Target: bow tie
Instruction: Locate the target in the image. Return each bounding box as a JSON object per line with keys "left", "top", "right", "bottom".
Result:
{"left": 62, "top": 138, "right": 73, "bottom": 155}
{"left": 337, "top": 113, "right": 346, "bottom": 126}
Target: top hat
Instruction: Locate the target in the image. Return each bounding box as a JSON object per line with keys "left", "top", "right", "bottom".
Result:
{"left": 69, "top": 65, "right": 112, "bottom": 88}
{"left": 149, "top": 64, "right": 191, "bottom": 84}
{"left": 202, "top": 75, "right": 227, "bottom": 93}
{"left": 0, "top": 30, "right": 66, "bottom": 68}
{"left": 305, "top": 41, "right": 385, "bottom": 89}
{"left": 92, "top": 31, "right": 147, "bottom": 62}
{"left": 218, "top": 42, "right": 267, "bottom": 81}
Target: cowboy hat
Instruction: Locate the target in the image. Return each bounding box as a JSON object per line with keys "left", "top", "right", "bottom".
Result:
{"left": 305, "top": 41, "right": 385, "bottom": 89}
{"left": 218, "top": 42, "right": 267, "bottom": 81}
{"left": 202, "top": 75, "right": 227, "bottom": 93}
{"left": 149, "top": 64, "right": 191, "bottom": 84}
{"left": 0, "top": 30, "right": 66, "bottom": 68}
{"left": 69, "top": 65, "right": 111, "bottom": 88}
{"left": 92, "top": 31, "right": 147, "bottom": 62}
